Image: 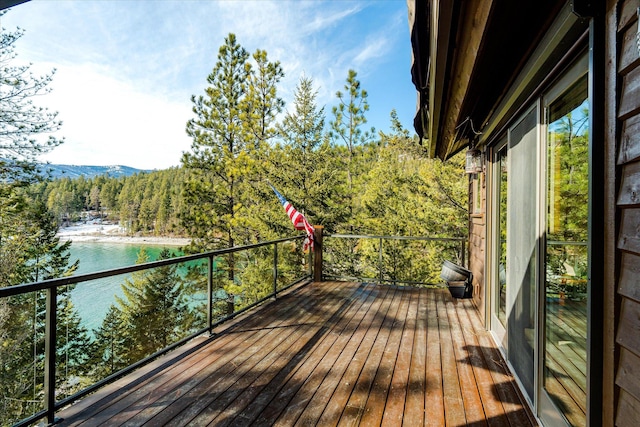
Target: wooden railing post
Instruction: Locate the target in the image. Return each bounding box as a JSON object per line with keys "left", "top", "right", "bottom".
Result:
{"left": 313, "top": 225, "right": 324, "bottom": 282}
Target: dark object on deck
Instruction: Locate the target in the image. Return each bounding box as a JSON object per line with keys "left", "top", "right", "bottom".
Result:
{"left": 441, "top": 260, "right": 473, "bottom": 299}
{"left": 447, "top": 280, "right": 473, "bottom": 299}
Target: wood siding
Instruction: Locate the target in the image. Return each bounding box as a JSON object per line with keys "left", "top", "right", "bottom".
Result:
{"left": 468, "top": 173, "right": 486, "bottom": 323}
{"left": 616, "top": 1, "right": 640, "bottom": 425}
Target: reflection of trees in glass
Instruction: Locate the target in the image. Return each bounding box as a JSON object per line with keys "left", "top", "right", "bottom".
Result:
{"left": 497, "top": 148, "right": 508, "bottom": 325}
{"left": 544, "top": 75, "right": 589, "bottom": 427}
{"left": 547, "top": 98, "right": 589, "bottom": 295}
{"left": 548, "top": 104, "right": 589, "bottom": 241}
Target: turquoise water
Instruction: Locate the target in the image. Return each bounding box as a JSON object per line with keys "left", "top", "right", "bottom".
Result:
{"left": 68, "top": 242, "right": 184, "bottom": 332}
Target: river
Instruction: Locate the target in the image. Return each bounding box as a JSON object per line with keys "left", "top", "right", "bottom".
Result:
{"left": 68, "top": 242, "right": 184, "bottom": 332}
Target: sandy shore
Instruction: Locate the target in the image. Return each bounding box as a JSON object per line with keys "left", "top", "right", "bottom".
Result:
{"left": 57, "top": 222, "right": 191, "bottom": 246}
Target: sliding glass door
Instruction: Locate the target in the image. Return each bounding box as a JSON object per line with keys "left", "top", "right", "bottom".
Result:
{"left": 540, "top": 63, "right": 588, "bottom": 427}
{"left": 489, "top": 54, "right": 589, "bottom": 426}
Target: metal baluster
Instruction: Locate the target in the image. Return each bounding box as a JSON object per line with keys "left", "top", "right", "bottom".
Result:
{"left": 207, "top": 255, "right": 213, "bottom": 333}
{"left": 44, "top": 286, "right": 57, "bottom": 425}
{"left": 273, "top": 242, "right": 278, "bottom": 298}
{"left": 379, "top": 237, "right": 383, "bottom": 284}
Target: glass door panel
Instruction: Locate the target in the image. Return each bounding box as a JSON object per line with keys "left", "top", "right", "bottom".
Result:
{"left": 496, "top": 145, "right": 508, "bottom": 328}
{"left": 543, "top": 74, "right": 588, "bottom": 427}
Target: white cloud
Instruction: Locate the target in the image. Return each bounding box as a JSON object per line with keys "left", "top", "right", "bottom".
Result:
{"left": 7, "top": 0, "right": 415, "bottom": 168}
{"left": 38, "top": 63, "right": 192, "bottom": 169}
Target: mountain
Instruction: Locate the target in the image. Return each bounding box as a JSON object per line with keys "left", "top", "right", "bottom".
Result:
{"left": 43, "top": 164, "right": 150, "bottom": 179}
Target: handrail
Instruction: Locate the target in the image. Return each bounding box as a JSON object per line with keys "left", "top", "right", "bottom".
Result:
{"left": 327, "top": 233, "right": 467, "bottom": 242}
{"left": 323, "top": 233, "right": 468, "bottom": 286}
{"left": 2, "top": 235, "right": 308, "bottom": 427}
{"left": 0, "top": 235, "right": 306, "bottom": 298}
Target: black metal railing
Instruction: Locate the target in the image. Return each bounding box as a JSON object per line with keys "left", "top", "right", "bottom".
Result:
{"left": 323, "top": 234, "right": 467, "bottom": 286}
{"left": 0, "top": 235, "right": 309, "bottom": 427}
{"left": 1, "top": 231, "right": 468, "bottom": 427}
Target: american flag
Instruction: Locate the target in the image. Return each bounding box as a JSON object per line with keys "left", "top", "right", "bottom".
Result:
{"left": 270, "top": 184, "right": 314, "bottom": 251}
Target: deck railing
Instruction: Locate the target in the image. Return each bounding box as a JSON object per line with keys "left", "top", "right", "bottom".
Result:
{"left": 0, "top": 230, "right": 468, "bottom": 427}
{"left": 321, "top": 233, "right": 467, "bottom": 286}
{"left": 0, "top": 236, "right": 309, "bottom": 427}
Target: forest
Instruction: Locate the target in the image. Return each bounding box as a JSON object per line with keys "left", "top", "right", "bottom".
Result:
{"left": 0, "top": 29, "right": 468, "bottom": 426}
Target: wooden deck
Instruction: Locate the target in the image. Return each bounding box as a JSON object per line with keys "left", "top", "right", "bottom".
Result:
{"left": 544, "top": 297, "right": 587, "bottom": 426}
{"left": 57, "top": 281, "right": 537, "bottom": 426}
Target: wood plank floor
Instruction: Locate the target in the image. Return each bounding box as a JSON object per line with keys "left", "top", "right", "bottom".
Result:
{"left": 543, "top": 297, "right": 587, "bottom": 427}
{"left": 57, "top": 281, "right": 538, "bottom": 427}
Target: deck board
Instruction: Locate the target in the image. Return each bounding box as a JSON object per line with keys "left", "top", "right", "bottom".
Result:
{"left": 57, "top": 282, "right": 537, "bottom": 427}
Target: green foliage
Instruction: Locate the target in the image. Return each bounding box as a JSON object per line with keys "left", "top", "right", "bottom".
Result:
{"left": 329, "top": 69, "right": 377, "bottom": 232}
{"left": 325, "top": 112, "right": 468, "bottom": 283}
{"left": 0, "top": 20, "right": 89, "bottom": 423}
{"left": 0, "top": 19, "right": 62, "bottom": 188}
{"left": 95, "top": 248, "right": 194, "bottom": 370}
{"left": 88, "top": 305, "right": 127, "bottom": 379}
{"left": 182, "top": 33, "right": 255, "bottom": 256}
{"left": 269, "top": 76, "right": 344, "bottom": 233}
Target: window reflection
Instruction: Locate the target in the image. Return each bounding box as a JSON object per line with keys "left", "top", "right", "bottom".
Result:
{"left": 544, "top": 74, "right": 588, "bottom": 427}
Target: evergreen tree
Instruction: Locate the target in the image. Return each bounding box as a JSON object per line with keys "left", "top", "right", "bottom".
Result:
{"left": 239, "top": 48, "right": 284, "bottom": 236}
{"left": 181, "top": 33, "right": 284, "bottom": 304}
{"left": 243, "top": 49, "right": 284, "bottom": 150}
{"left": 55, "top": 291, "right": 92, "bottom": 399}
{"left": 270, "top": 76, "right": 342, "bottom": 232}
{"left": 354, "top": 112, "right": 468, "bottom": 282}
{"left": 0, "top": 195, "right": 84, "bottom": 425}
{"left": 0, "top": 19, "right": 82, "bottom": 424}
{"left": 181, "top": 33, "right": 251, "bottom": 260}
{"left": 0, "top": 20, "right": 62, "bottom": 188}
{"left": 329, "top": 69, "right": 375, "bottom": 232}
{"left": 114, "top": 248, "right": 192, "bottom": 364}
{"left": 89, "top": 305, "right": 127, "bottom": 379}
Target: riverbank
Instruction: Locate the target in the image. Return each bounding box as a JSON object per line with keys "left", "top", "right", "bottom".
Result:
{"left": 57, "top": 221, "right": 191, "bottom": 246}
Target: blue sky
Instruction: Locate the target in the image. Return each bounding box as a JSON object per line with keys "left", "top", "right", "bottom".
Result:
{"left": 4, "top": 0, "right": 417, "bottom": 170}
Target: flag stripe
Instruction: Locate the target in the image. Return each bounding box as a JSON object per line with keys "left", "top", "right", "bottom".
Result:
{"left": 270, "top": 184, "right": 314, "bottom": 251}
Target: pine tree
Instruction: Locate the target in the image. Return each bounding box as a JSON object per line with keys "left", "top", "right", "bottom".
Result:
{"left": 329, "top": 69, "right": 375, "bottom": 232}
{"left": 182, "top": 33, "right": 251, "bottom": 262}
{"left": 243, "top": 49, "right": 284, "bottom": 150}
{"left": 181, "top": 33, "right": 285, "bottom": 302}
{"left": 0, "top": 195, "right": 83, "bottom": 425}
{"left": 89, "top": 305, "right": 128, "bottom": 379}
{"left": 270, "top": 76, "right": 343, "bottom": 232}
{"left": 0, "top": 20, "right": 62, "bottom": 188}
{"left": 55, "top": 291, "right": 91, "bottom": 399}
{"left": 115, "top": 248, "right": 191, "bottom": 364}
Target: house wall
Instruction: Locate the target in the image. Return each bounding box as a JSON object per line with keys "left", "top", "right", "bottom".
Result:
{"left": 469, "top": 172, "right": 486, "bottom": 323}
{"left": 614, "top": 1, "right": 640, "bottom": 424}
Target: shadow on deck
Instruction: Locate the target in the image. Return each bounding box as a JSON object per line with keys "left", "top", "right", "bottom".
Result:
{"left": 57, "top": 281, "right": 537, "bottom": 426}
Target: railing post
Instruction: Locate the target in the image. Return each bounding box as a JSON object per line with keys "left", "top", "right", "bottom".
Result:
{"left": 44, "top": 287, "right": 57, "bottom": 425}
{"left": 273, "top": 242, "right": 278, "bottom": 298}
{"left": 313, "top": 225, "right": 324, "bottom": 282}
{"left": 460, "top": 239, "right": 466, "bottom": 267}
{"left": 207, "top": 255, "right": 213, "bottom": 333}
